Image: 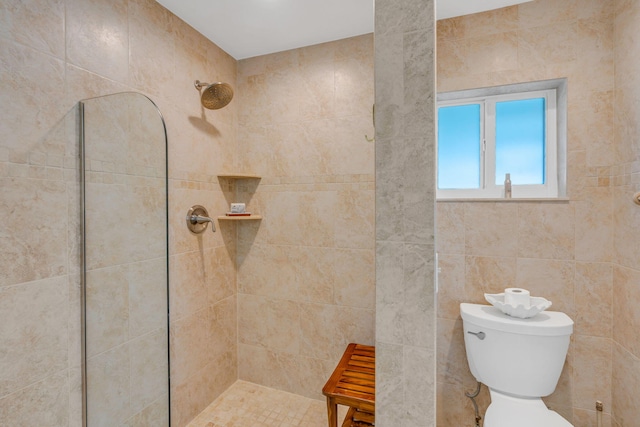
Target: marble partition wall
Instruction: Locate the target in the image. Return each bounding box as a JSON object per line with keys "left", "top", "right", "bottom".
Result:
{"left": 235, "top": 34, "right": 376, "bottom": 399}
{"left": 435, "top": 1, "right": 619, "bottom": 425}
{"left": 0, "top": 0, "right": 238, "bottom": 426}
{"left": 374, "top": 0, "right": 437, "bottom": 426}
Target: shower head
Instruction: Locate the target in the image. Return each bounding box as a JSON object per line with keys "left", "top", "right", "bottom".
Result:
{"left": 194, "top": 80, "right": 234, "bottom": 110}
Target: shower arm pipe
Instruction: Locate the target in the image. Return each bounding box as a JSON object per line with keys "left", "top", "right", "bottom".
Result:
{"left": 188, "top": 214, "right": 216, "bottom": 232}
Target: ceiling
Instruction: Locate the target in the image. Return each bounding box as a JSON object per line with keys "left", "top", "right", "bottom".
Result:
{"left": 156, "top": 0, "right": 533, "bottom": 60}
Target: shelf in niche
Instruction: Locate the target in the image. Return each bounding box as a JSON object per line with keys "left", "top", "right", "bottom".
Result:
{"left": 217, "top": 173, "right": 261, "bottom": 180}
{"left": 218, "top": 215, "right": 263, "bottom": 221}
{"left": 217, "top": 174, "right": 262, "bottom": 222}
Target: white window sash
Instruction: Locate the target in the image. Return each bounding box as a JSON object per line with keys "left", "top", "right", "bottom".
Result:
{"left": 436, "top": 87, "right": 558, "bottom": 199}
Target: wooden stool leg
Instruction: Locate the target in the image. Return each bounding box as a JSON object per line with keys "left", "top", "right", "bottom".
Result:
{"left": 326, "top": 397, "right": 338, "bottom": 427}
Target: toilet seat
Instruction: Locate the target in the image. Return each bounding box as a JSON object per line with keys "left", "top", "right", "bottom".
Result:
{"left": 483, "top": 389, "right": 573, "bottom": 427}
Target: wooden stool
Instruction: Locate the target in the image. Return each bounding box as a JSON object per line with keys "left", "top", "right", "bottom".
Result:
{"left": 322, "top": 343, "right": 375, "bottom": 427}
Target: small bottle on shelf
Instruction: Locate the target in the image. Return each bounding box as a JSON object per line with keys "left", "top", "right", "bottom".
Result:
{"left": 504, "top": 173, "right": 512, "bottom": 199}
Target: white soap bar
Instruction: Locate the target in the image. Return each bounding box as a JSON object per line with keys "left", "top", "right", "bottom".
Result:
{"left": 230, "top": 203, "right": 246, "bottom": 213}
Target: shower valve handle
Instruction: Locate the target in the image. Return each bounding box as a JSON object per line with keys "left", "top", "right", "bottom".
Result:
{"left": 189, "top": 215, "right": 215, "bottom": 232}
{"left": 186, "top": 205, "right": 216, "bottom": 234}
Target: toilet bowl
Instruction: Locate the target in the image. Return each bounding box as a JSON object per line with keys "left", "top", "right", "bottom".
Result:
{"left": 460, "top": 303, "right": 574, "bottom": 427}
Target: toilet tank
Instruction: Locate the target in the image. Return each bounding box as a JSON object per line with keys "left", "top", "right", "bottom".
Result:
{"left": 460, "top": 303, "right": 573, "bottom": 398}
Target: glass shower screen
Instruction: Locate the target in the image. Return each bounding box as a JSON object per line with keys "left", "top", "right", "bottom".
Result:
{"left": 81, "top": 92, "right": 169, "bottom": 426}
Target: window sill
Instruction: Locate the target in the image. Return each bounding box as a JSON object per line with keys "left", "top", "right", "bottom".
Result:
{"left": 437, "top": 197, "right": 570, "bottom": 203}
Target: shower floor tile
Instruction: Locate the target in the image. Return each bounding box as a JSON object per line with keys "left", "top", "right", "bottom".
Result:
{"left": 186, "top": 380, "right": 348, "bottom": 427}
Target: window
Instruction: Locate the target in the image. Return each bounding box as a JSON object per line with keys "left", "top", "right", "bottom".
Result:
{"left": 437, "top": 79, "right": 566, "bottom": 199}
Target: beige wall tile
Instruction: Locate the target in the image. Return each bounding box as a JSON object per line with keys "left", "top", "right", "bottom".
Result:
{"left": 467, "top": 32, "right": 519, "bottom": 75}
{"left": 437, "top": 318, "right": 475, "bottom": 388}
{"left": 0, "top": 177, "right": 67, "bottom": 287}
{"left": 335, "top": 188, "right": 375, "bottom": 249}
{"left": 575, "top": 187, "right": 613, "bottom": 262}
{"left": 436, "top": 254, "right": 465, "bottom": 320}
{"left": 85, "top": 265, "right": 129, "bottom": 357}
{"left": 612, "top": 265, "right": 640, "bottom": 357}
{"left": 0, "top": 0, "right": 65, "bottom": 58}
{"left": 237, "top": 244, "right": 298, "bottom": 300}
{"left": 572, "top": 408, "right": 613, "bottom": 427}
{"left": 66, "top": 0, "right": 129, "bottom": 83}
{"left": 123, "top": 396, "right": 169, "bottom": 427}
{"left": 573, "top": 335, "right": 612, "bottom": 411}
{"left": 0, "top": 38, "right": 66, "bottom": 153}
{"left": 612, "top": 342, "right": 640, "bottom": 427}
{"left": 299, "top": 303, "right": 374, "bottom": 361}
{"left": 575, "top": 262, "right": 613, "bottom": 337}
{"left": 238, "top": 345, "right": 309, "bottom": 399}
{"left": 86, "top": 345, "right": 131, "bottom": 426}
{"left": 436, "top": 17, "right": 466, "bottom": 42}
{"left": 436, "top": 382, "right": 468, "bottom": 427}
{"left": 0, "top": 371, "right": 69, "bottom": 426}
{"left": 171, "top": 357, "right": 235, "bottom": 427}
{"left": 291, "top": 246, "right": 336, "bottom": 304}
{"left": 208, "top": 296, "right": 237, "bottom": 365}
{"left": 206, "top": 246, "right": 236, "bottom": 305}
{"left": 64, "top": 64, "right": 130, "bottom": 108}
{"left": 464, "top": 255, "right": 517, "bottom": 302}
{"left": 516, "top": 258, "right": 575, "bottom": 317}
{"left": 128, "top": 258, "right": 168, "bottom": 339}
{"left": 263, "top": 190, "right": 337, "bottom": 247}
{"left": 543, "top": 340, "right": 574, "bottom": 413}
{"left": 518, "top": 22, "right": 578, "bottom": 69}
{"left": 170, "top": 309, "right": 211, "bottom": 388}
{"left": 575, "top": 18, "right": 614, "bottom": 92}
{"left": 517, "top": 202, "right": 575, "bottom": 260}
{"left": 613, "top": 186, "right": 640, "bottom": 270}
{"left": 84, "top": 182, "right": 166, "bottom": 268}
{"left": 238, "top": 295, "right": 301, "bottom": 354}
{"left": 614, "top": 0, "right": 640, "bottom": 91}
{"left": 436, "top": 202, "right": 465, "bottom": 254}
{"left": 464, "top": 203, "right": 518, "bottom": 257}
{"left": 286, "top": 354, "right": 337, "bottom": 399}
{"left": 0, "top": 278, "right": 69, "bottom": 397}
{"left": 169, "top": 251, "right": 209, "bottom": 321}
{"left": 436, "top": 39, "right": 469, "bottom": 81}
{"left": 462, "top": 6, "right": 519, "bottom": 38}
{"left": 518, "top": 0, "right": 578, "bottom": 28}
{"left": 130, "top": 329, "right": 170, "bottom": 414}
{"left": 334, "top": 248, "right": 375, "bottom": 309}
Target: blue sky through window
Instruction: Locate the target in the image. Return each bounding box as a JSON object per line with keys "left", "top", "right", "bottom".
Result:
{"left": 437, "top": 104, "right": 481, "bottom": 189}
{"left": 495, "top": 98, "right": 546, "bottom": 185}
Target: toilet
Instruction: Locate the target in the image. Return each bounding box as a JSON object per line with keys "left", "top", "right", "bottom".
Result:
{"left": 460, "top": 303, "right": 574, "bottom": 427}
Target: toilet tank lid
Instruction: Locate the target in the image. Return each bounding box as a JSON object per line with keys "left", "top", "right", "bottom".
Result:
{"left": 460, "top": 303, "right": 574, "bottom": 336}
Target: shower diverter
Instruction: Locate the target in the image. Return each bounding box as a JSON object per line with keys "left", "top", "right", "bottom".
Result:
{"left": 186, "top": 205, "right": 216, "bottom": 233}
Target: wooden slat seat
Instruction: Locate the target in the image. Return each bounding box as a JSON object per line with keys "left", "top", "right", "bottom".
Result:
{"left": 322, "top": 343, "right": 375, "bottom": 427}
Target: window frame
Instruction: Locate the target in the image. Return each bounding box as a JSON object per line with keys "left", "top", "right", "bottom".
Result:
{"left": 436, "top": 79, "right": 567, "bottom": 200}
